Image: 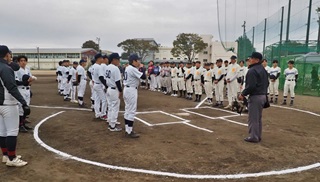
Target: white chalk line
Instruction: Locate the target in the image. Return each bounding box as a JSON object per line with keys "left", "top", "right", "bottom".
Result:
{"left": 183, "top": 122, "right": 214, "bottom": 133}
{"left": 271, "top": 104, "right": 320, "bottom": 117}
{"left": 195, "top": 97, "right": 208, "bottom": 108}
{"left": 153, "top": 120, "right": 190, "bottom": 126}
{"left": 159, "top": 111, "right": 186, "bottom": 121}
{"left": 134, "top": 116, "right": 153, "bottom": 126}
{"left": 220, "top": 118, "right": 248, "bottom": 127}
{"left": 33, "top": 111, "right": 320, "bottom": 179}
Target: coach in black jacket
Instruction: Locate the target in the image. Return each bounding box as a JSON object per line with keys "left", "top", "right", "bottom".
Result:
{"left": 239, "top": 52, "right": 269, "bottom": 143}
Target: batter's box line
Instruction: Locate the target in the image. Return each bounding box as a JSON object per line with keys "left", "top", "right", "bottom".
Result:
{"left": 180, "top": 109, "right": 248, "bottom": 127}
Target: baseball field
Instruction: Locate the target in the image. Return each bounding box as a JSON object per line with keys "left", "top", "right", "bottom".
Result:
{"left": 0, "top": 72, "right": 319, "bottom": 182}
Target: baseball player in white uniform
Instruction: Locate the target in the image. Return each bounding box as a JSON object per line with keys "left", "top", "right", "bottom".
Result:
{"left": 193, "top": 61, "right": 203, "bottom": 102}
{"left": 269, "top": 60, "right": 281, "bottom": 104}
{"left": 61, "top": 60, "right": 71, "bottom": 101}
{"left": 282, "top": 60, "right": 298, "bottom": 106}
{"left": 184, "top": 62, "right": 193, "bottom": 100}
{"left": 123, "top": 54, "right": 146, "bottom": 138}
{"left": 177, "top": 62, "right": 186, "bottom": 98}
{"left": 69, "top": 61, "right": 79, "bottom": 103}
{"left": 77, "top": 60, "right": 87, "bottom": 107}
{"left": 91, "top": 54, "right": 108, "bottom": 120}
{"left": 106, "top": 53, "right": 122, "bottom": 132}
{"left": 87, "top": 59, "right": 96, "bottom": 111}
{"left": 202, "top": 63, "right": 214, "bottom": 104}
{"left": 225, "top": 56, "right": 240, "bottom": 109}
{"left": 213, "top": 59, "right": 225, "bottom": 107}
{"left": 262, "top": 59, "right": 271, "bottom": 94}
{"left": 238, "top": 60, "right": 247, "bottom": 92}
{"left": 170, "top": 62, "right": 179, "bottom": 97}
{"left": 223, "top": 60, "right": 229, "bottom": 97}
{"left": 15, "top": 56, "right": 36, "bottom": 132}
{"left": 56, "top": 61, "right": 63, "bottom": 95}
{"left": 163, "top": 62, "right": 172, "bottom": 95}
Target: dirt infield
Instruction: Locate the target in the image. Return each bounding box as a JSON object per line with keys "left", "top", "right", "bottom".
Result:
{"left": 0, "top": 75, "right": 319, "bottom": 182}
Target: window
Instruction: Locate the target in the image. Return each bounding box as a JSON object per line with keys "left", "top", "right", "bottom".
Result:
{"left": 177, "top": 58, "right": 181, "bottom": 60}
{"left": 184, "top": 58, "right": 187, "bottom": 60}
{"left": 40, "top": 53, "right": 53, "bottom": 59}
{"left": 170, "top": 58, "right": 173, "bottom": 60}
{"left": 203, "top": 51, "right": 208, "bottom": 54}
{"left": 156, "top": 58, "right": 159, "bottom": 60}
{"left": 163, "top": 58, "right": 166, "bottom": 60}
{"left": 195, "top": 58, "right": 198, "bottom": 60}
{"left": 203, "top": 59, "right": 208, "bottom": 62}
{"left": 53, "top": 53, "right": 67, "bottom": 58}
{"left": 67, "top": 53, "right": 80, "bottom": 59}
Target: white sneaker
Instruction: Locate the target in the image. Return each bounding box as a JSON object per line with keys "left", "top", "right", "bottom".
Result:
{"left": 224, "top": 105, "right": 232, "bottom": 109}
{"left": 6, "top": 157, "right": 27, "bottom": 167}
{"left": 2, "top": 155, "right": 21, "bottom": 163}
{"left": 171, "top": 94, "right": 174, "bottom": 96}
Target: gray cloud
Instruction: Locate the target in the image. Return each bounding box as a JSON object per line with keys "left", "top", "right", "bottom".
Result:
{"left": 1, "top": 0, "right": 289, "bottom": 53}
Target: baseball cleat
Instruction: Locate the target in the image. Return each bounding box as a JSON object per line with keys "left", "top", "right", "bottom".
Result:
{"left": 125, "top": 131, "right": 140, "bottom": 138}
{"left": 269, "top": 100, "right": 273, "bottom": 103}
{"left": 244, "top": 137, "right": 260, "bottom": 143}
{"left": 213, "top": 103, "right": 220, "bottom": 107}
{"left": 19, "top": 126, "right": 28, "bottom": 133}
{"left": 224, "top": 105, "right": 232, "bottom": 109}
{"left": 281, "top": 101, "right": 287, "bottom": 105}
{"left": 6, "top": 157, "right": 28, "bottom": 167}
{"left": 23, "top": 125, "right": 33, "bottom": 130}
{"left": 2, "top": 155, "right": 21, "bottom": 163}
{"left": 100, "top": 115, "right": 108, "bottom": 121}
{"left": 108, "top": 126, "right": 122, "bottom": 132}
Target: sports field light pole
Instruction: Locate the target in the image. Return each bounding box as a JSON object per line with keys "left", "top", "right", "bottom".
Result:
{"left": 316, "top": 7, "right": 320, "bottom": 53}
{"left": 36, "top": 47, "right": 40, "bottom": 70}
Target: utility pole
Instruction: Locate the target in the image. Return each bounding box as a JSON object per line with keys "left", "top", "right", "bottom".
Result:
{"left": 316, "top": 7, "right": 320, "bottom": 53}
{"left": 279, "top": 7, "right": 285, "bottom": 60}
{"left": 242, "top": 21, "right": 246, "bottom": 37}
{"left": 36, "top": 47, "right": 40, "bottom": 70}
{"left": 286, "top": 0, "right": 292, "bottom": 42}
{"left": 252, "top": 27, "right": 255, "bottom": 53}
{"left": 263, "top": 18, "right": 267, "bottom": 57}
{"left": 242, "top": 21, "right": 246, "bottom": 60}
{"left": 96, "top": 37, "right": 101, "bottom": 52}
{"left": 305, "top": 0, "right": 313, "bottom": 52}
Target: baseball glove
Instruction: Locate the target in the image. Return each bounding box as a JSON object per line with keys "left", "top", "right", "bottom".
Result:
{"left": 22, "top": 74, "right": 31, "bottom": 86}
{"left": 270, "top": 75, "right": 276, "bottom": 80}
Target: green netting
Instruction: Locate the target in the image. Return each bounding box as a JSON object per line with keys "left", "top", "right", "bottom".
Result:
{"left": 237, "top": 0, "right": 320, "bottom": 96}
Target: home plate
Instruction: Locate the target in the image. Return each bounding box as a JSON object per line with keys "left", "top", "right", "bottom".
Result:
{"left": 175, "top": 113, "right": 190, "bottom": 116}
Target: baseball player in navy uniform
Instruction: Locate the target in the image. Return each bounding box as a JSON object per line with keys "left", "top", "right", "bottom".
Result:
{"left": 91, "top": 54, "right": 108, "bottom": 120}
{"left": 77, "top": 60, "right": 87, "bottom": 107}
{"left": 269, "top": 60, "right": 281, "bottom": 104}
{"left": 282, "top": 60, "right": 298, "bottom": 106}
{"left": 123, "top": 54, "right": 146, "bottom": 138}
{"left": 0, "top": 45, "right": 30, "bottom": 167}
{"left": 15, "top": 56, "right": 36, "bottom": 132}
{"left": 106, "top": 53, "right": 122, "bottom": 132}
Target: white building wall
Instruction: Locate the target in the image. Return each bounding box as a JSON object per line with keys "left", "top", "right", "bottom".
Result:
{"left": 198, "top": 34, "right": 213, "bottom": 63}
{"left": 211, "top": 41, "right": 238, "bottom": 63}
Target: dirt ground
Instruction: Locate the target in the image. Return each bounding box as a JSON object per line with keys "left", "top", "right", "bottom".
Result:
{"left": 0, "top": 73, "right": 319, "bottom": 182}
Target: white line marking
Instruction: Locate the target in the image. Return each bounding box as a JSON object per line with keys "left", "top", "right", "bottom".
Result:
{"left": 33, "top": 109, "right": 320, "bottom": 179}
{"left": 271, "top": 105, "right": 320, "bottom": 117}
{"left": 134, "top": 117, "right": 153, "bottom": 126}
{"left": 195, "top": 97, "right": 208, "bottom": 108}
{"left": 220, "top": 118, "right": 248, "bottom": 127}
{"left": 159, "top": 111, "right": 186, "bottom": 121}
{"left": 30, "top": 105, "right": 125, "bottom": 113}
{"left": 181, "top": 109, "right": 217, "bottom": 120}
{"left": 153, "top": 121, "right": 190, "bottom": 126}
{"left": 136, "top": 111, "right": 162, "bottom": 114}
{"left": 202, "top": 106, "right": 240, "bottom": 115}
{"left": 183, "top": 122, "right": 214, "bottom": 133}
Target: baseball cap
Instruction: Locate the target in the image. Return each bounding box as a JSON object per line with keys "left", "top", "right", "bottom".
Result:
{"left": 73, "top": 61, "right": 79, "bottom": 65}
{"left": 230, "top": 55, "right": 237, "bottom": 60}
{"left": 109, "top": 53, "right": 121, "bottom": 60}
{"left": 102, "top": 54, "right": 108, "bottom": 59}
{"left": 79, "top": 59, "right": 87, "bottom": 64}
{"left": 129, "top": 54, "right": 141, "bottom": 62}
{"left": 249, "top": 52, "right": 263, "bottom": 60}
{"left": 94, "top": 53, "right": 103, "bottom": 60}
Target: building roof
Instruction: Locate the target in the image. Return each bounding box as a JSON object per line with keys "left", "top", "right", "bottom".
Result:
{"left": 11, "top": 48, "right": 97, "bottom": 54}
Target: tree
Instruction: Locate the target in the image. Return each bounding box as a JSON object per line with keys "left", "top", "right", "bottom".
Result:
{"left": 171, "top": 33, "right": 208, "bottom": 62}
{"left": 236, "top": 35, "right": 255, "bottom": 61}
{"left": 82, "top": 40, "right": 99, "bottom": 52}
{"left": 117, "top": 39, "right": 159, "bottom": 61}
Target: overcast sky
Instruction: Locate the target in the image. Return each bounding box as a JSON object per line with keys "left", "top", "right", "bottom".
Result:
{"left": 1, "top": 0, "right": 290, "bottom": 53}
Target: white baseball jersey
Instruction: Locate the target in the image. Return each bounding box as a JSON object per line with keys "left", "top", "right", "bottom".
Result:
{"left": 56, "top": 66, "right": 62, "bottom": 77}
{"left": 100, "top": 63, "right": 108, "bottom": 79}
{"left": 106, "top": 64, "right": 121, "bottom": 88}
{"left": 92, "top": 64, "right": 104, "bottom": 84}
{"left": 88, "top": 65, "right": 94, "bottom": 80}
{"left": 269, "top": 66, "right": 281, "bottom": 77}
{"left": 178, "top": 67, "right": 185, "bottom": 77}
{"left": 226, "top": 63, "right": 240, "bottom": 81}
{"left": 203, "top": 69, "right": 214, "bottom": 82}
{"left": 224, "top": 66, "right": 228, "bottom": 75}
{"left": 61, "top": 66, "right": 70, "bottom": 79}
{"left": 238, "top": 66, "right": 247, "bottom": 78}
{"left": 284, "top": 68, "right": 298, "bottom": 80}
{"left": 15, "top": 66, "right": 32, "bottom": 82}
{"left": 213, "top": 66, "right": 225, "bottom": 81}
{"left": 171, "top": 67, "right": 178, "bottom": 78}
{"left": 123, "top": 65, "right": 143, "bottom": 87}
{"left": 193, "top": 67, "right": 203, "bottom": 80}
{"left": 265, "top": 66, "right": 271, "bottom": 74}
{"left": 77, "top": 65, "right": 87, "bottom": 80}
{"left": 69, "top": 67, "right": 78, "bottom": 82}
{"left": 184, "top": 67, "right": 193, "bottom": 79}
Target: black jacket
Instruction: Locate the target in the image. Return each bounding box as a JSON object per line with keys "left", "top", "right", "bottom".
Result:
{"left": 0, "top": 58, "right": 27, "bottom": 105}
{"left": 242, "top": 63, "right": 269, "bottom": 96}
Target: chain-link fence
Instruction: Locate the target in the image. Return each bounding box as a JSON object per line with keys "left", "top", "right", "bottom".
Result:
{"left": 237, "top": 0, "right": 320, "bottom": 96}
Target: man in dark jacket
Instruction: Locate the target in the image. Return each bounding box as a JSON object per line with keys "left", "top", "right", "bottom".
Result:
{"left": 239, "top": 52, "right": 269, "bottom": 143}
